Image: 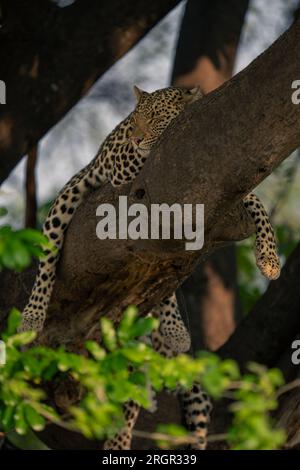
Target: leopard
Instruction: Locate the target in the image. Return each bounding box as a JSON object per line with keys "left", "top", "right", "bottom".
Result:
{"left": 20, "top": 85, "right": 281, "bottom": 450}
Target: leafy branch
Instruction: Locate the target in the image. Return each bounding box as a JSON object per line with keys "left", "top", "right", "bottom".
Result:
{"left": 0, "top": 307, "right": 286, "bottom": 449}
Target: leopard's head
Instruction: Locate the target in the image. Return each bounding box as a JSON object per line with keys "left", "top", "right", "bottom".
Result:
{"left": 130, "top": 86, "right": 203, "bottom": 156}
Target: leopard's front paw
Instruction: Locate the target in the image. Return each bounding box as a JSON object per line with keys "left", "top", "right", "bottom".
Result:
{"left": 255, "top": 252, "right": 281, "bottom": 280}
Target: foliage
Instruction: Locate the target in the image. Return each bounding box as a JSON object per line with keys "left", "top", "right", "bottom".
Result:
{"left": 0, "top": 308, "right": 286, "bottom": 449}
{"left": 0, "top": 209, "right": 51, "bottom": 272}
{"left": 36, "top": 200, "right": 53, "bottom": 232}
{"left": 228, "top": 363, "right": 285, "bottom": 450}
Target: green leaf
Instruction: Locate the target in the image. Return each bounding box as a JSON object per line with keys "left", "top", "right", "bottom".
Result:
{"left": 155, "top": 424, "right": 189, "bottom": 449}
{"left": 17, "top": 229, "right": 48, "bottom": 245}
{"left": 1, "top": 405, "right": 15, "bottom": 430}
{"left": 127, "top": 316, "right": 159, "bottom": 340}
{"left": 267, "top": 368, "right": 284, "bottom": 387}
{"left": 14, "top": 406, "right": 28, "bottom": 435}
{"left": 10, "top": 238, "right": 31, "bottom": 269}
{"left": 85, "top": 341, "right": 106, "bottom": 360}
{"left": 5, "top": 308, "right": 22, "bottom": 337}
{"left": 157, "top": 423, "right": 188, "bottom": 437}
{"left": 1, "top": 244, "right": 17, "bottom": 270}
{"left": 100, "top": 318, "right": 117, "bottom": 351}
{"left": 7, "top": 331, "right": 36, "bottom": 348}
{"left": 117, "top": 306, "right": 138, "bottom": 343}
{"left": 24, "top": 405, "right": 46, "bottom": 431}
{"left": 0, "top": 207, "right": 8, "bottom": 217}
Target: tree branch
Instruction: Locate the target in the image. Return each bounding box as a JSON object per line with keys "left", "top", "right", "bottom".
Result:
{"left": 1, "top": 17, "right": 300, "bottom": 353}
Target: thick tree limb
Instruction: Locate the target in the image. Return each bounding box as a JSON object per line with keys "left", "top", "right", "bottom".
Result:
{"left": 0, "top": 0, "right": 180, "bottom": 184}
{"left": 32, "top": 16, "right": 300, "bottom": 349}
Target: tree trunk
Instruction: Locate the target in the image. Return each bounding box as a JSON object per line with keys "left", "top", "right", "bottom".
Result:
{"left": 172, "top": 0, "right": 249, "bottom": 89}
{"left": 25, "top": 145, "right": 38, "bottom": 228}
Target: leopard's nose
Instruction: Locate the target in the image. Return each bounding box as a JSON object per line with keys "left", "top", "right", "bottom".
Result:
{"left": 132, "top": 136, "right": 142, "bottom": 145}
{"left": 130, "top": 134, "right": 143, "bottom": 146}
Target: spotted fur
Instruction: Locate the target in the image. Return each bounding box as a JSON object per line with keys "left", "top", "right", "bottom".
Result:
{"left": 152, "top": 293, "right": 191, "bottom": 353}
{"left": 103, "top": 400, "right": 140, "bottom": 450}
{"left": 181, "top": 384, "right": 212, "bottom": 450}
{"left": 20, "top": 85, "right": 280, "bottom": 450}
{"left": 243, "top": 193, "right": 280, "bottom": 280}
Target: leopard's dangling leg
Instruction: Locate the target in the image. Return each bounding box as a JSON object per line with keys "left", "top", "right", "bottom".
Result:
{"left": 102, "top": 313, "right": 178, "bottom": 450}
{"left": 152, "top": 293, "right": 191, "bottom": 354}
{"left": 243, "top": 193, "right": 280, "bottom": 280}
{"left": 103, "top": 295, "right": 211, "bottom": 451}
{"left": 103, "top": 400, "right": 140, "bottom": 450}
{"left": 152, "top": 328, "right": 212, "bottom": 450}
{"left": 181, "top": 383, "right": 212, "bottom": 450}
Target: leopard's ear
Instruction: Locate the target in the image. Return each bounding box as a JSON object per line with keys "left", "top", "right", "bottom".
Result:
{"left": 133, "top": 85, "right": 148, "bottom": 102}
{"left": 183, "top": 87, "right": 203, "bottom": 103}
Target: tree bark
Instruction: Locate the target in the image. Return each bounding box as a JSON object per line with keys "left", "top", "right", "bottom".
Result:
{"left": 1, "top": 16, "right": 300, "bottom": 350}
{"left": 0, "top": 0, "right": 180, "bottom": 184}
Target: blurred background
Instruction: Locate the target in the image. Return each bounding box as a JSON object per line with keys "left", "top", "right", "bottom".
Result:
{"left": 1, "top": 0, "right": 300, "bottom": 352}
